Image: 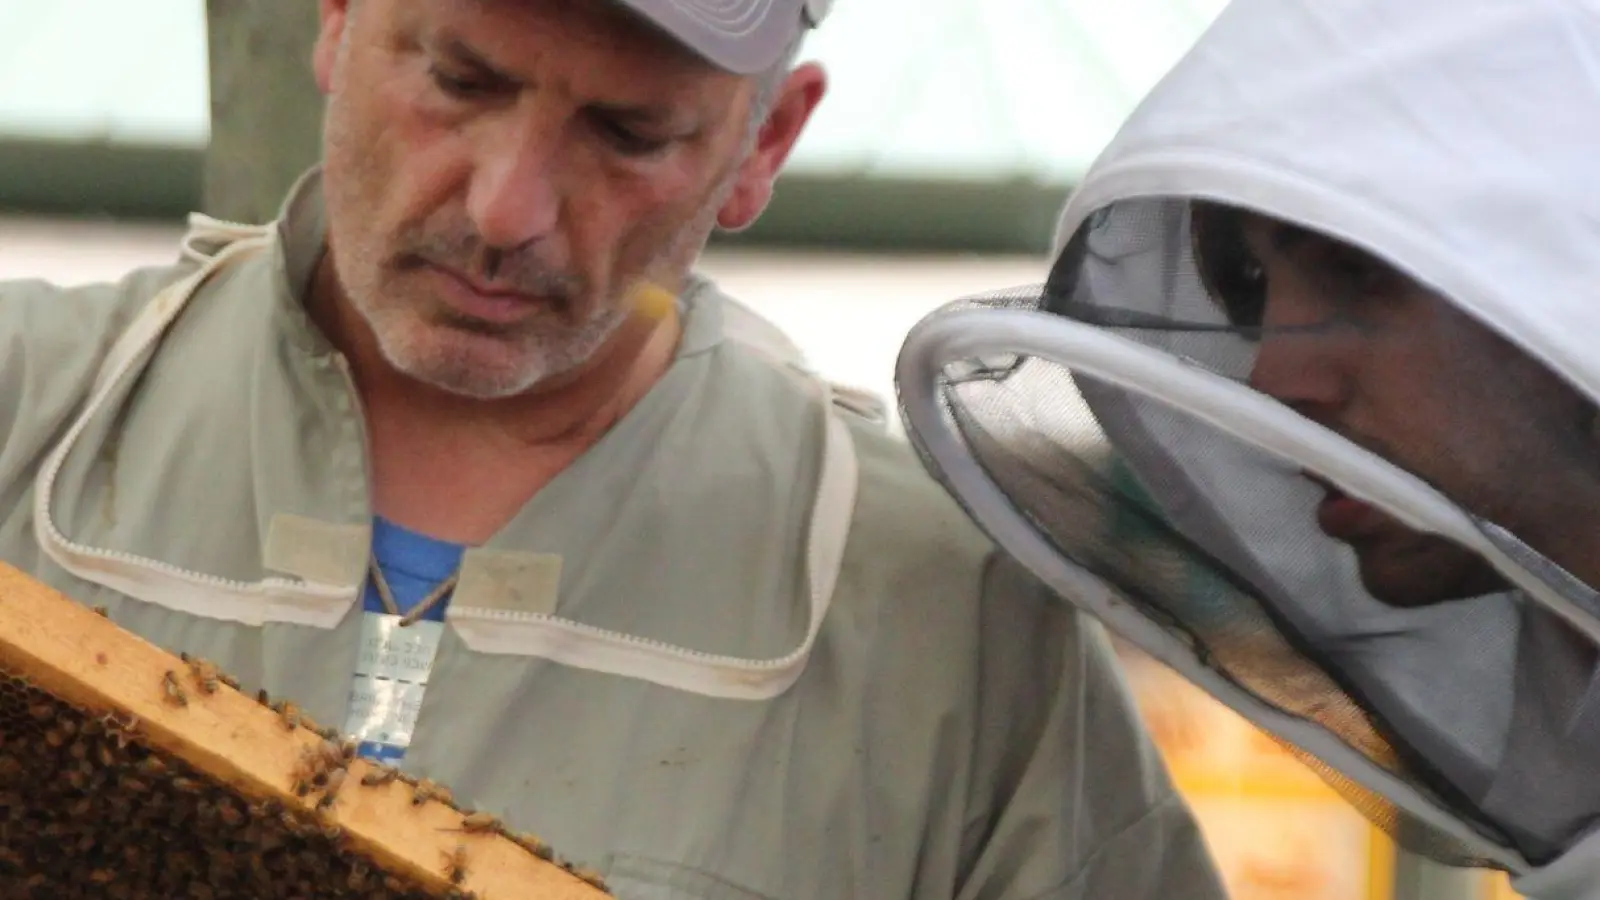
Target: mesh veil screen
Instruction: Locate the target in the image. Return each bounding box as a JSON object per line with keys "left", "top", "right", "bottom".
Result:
{"left": 898, "top": 197, "right": 1600, "bottom": 871}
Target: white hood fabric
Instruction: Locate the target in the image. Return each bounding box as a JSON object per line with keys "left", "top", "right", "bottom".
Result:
{"left": 894, "top": 0, "right": 1600, "bottom": 896}
{"left": 1052, "top": 0, "right": 1600, "bottom": 404}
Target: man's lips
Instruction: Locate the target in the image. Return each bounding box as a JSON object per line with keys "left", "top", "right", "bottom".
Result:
{"left": 1304, "top": 472, "right": 1384, "bottom": 540}
{"left": 423, "top": 262, "right": 553, "bottom": 326}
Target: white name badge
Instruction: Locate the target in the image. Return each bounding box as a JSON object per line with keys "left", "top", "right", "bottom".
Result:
{"left": 344, "top": 613, "right": 445, "bottom": 761}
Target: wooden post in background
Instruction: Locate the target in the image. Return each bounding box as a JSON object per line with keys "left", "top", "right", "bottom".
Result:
{"left": 203, "top": 0, "right": 324, "bottom": 224}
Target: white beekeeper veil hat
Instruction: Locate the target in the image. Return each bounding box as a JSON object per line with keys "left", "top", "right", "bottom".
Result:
{"left": 895, "top": 1, "right": 1600, "bottom": 896}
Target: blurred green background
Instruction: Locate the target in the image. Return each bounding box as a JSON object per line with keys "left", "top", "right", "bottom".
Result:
{"left": 0, "top": 0, "right": 1226, "bottom": 252}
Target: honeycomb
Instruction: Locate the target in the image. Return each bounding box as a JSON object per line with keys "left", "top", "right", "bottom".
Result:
{"left": 0, "top": 564, "right": 609, "bottom": 900}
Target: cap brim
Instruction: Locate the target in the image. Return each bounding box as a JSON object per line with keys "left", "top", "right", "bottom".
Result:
{"left": 615, "top": 0, "right": 801, "bottom": 75}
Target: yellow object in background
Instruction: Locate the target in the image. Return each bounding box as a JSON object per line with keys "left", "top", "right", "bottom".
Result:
{"left": 1117, "top": 646, "right": 1514, "bottom": 900}
{"left": 1487, "top": 873, "right": 1525, "bottom": 900}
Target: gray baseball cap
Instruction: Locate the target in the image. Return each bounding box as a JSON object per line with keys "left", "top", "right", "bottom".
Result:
{"left": 618, "top": 0, "right": 832, "bottom": 75}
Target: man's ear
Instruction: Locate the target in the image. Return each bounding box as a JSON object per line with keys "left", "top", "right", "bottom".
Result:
{"left": 716, "top": 63, "right": 828, "bottom": 232}
{"left": 312, "top": 0, "right": 355, "bottom": 95}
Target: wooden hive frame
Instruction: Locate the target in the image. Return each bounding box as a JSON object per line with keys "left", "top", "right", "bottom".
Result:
{"left": 0, "top": 562, "right": 609, "bottom": 899}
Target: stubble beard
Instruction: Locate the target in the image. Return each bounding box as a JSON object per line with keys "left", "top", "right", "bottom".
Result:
{"left": 356, "top": 271, "right": 633, "bottom": 401}
{"left": 324, "top": 168, "right": 731, "bottom": 402}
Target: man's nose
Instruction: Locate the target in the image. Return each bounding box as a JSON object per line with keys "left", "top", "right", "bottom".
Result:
{"left": 466, "top": 118, "right": 563, "bottom": 252}
{"left": 1244, "top": 281, "right": 1350, "bottom": 415}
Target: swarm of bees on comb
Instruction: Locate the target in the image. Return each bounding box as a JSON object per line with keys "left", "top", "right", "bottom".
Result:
{"left": 0, "top": 565, "right": 610, "bottom": 900}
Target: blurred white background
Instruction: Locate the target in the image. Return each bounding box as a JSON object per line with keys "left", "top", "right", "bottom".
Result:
{"left": 0, "top": 217, "right": 1042, "bottom": 427}
{"left": 0, "top": 0, "right": 1230, "bottom": 426}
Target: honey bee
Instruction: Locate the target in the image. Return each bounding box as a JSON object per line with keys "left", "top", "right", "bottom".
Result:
{"left": 412, "top": 778, "right": 452, "bottom": 807}
{"left": 443, "top": 842, "right": 468, "bottom": 885}
{"left": 291, "top": 741, "right": 340, "bottom": 796}
{"left": 184, "top": 656, "right": 220, "bottom": 694}
{"left": 360, "top": 765, "right": 401, "bottom": 788}
{"left": 572, "top": 867, "right": 609, "bottom": 891}
{"left": 317, "top": 739, "right": 346, "bottom": 770}
{"left": 101, "top": 712, "right": 140, "bottom": 748}
{"left": 317, "top": 767, "right": 347, "bottom": 810}
{"left": 318, "top": 813, "right": 344, "bottom": 842}
{"left": 290, "top": 755, "right": 318, "bottom": 797}
{"left": 275, "top": 701, "right": 303, "bottom": 731}
{"left": 512, "top": 832, "right": 554, "bottom": 861}
{"left": 214, "top": 800, "right": 245, "bottom": 828}
{"left": 64, "top": 766, "right": 91, "bottom": 791}
{"left": 160, "top": 670, "right": 188, "bottom": 707}
{"left": 457, "top": 812, "right": 502, "bottom": 835}
{"left": 135, "top": 756, "right": 168, "bottom": 777}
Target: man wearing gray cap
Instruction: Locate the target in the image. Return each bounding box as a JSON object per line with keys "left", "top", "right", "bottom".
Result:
{"left": 0, "top": 0, "right": 1224, "bottom": 896}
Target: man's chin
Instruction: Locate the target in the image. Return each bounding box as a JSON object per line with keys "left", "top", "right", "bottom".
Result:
{"left": 400, "top": 365, "right": 539, "bottom": 400}
{"left": 365, "top": 300, "right": 631, "bottom": 400}
{"left": 376, "top": 336, "right": 555, "bottom": 400}
{"left": 1354, "top": 552, "right": 1512, "bottom": 608}
{"left": 1356, "top": 577, "right": 1470, "bottom": 608}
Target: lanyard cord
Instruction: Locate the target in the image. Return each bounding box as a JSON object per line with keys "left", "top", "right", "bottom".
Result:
{"left": 368, "top": 558, "right": 460, "bottom": 627}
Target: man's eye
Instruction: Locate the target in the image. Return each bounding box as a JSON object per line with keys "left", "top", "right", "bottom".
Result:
{"left": 1198, "top": 242, "right": 1268, "bottom": 330}
{"left": 593, "top": 116, "right": 670, "bottom": 157}
{"left": 1322, "top": 248, "right": 1397, "bottom": 298}
{"left": 429, "top": 64, "right": 493, "bottom": 99}
{"left": 1220, "top": 255, "right": 1268, "bottom": 330}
